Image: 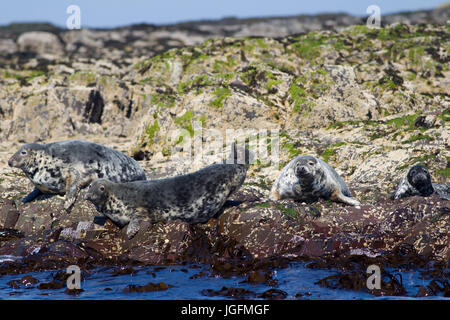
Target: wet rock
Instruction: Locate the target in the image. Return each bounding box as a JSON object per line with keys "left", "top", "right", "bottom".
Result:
{"left": 415, "top": 286, "right": 434, "bottom": 297}
{"left": 7, "top": 280, "right": 20, "bottom": 289}
{"left": 0, "top": 229, "right": 24, "bottom": 241}
{"left": 12, "top": 196, "right": 100, "bottom": 236}
{"left": 64, "top": 288, "right": 84, "bottom": 295}
{"left": 259, "top": 288, "right": 288, "bottom": 300}
{"left": 20, "top": 274, "right": 39, "bottom": 286}
{"left": 201, "top": 286, "right": 256, "bottom": 299}
{"left": 218, "top": 203, "right": 304, "bottom": 259}
{"left": 316, "top": 269, "right": 407, "bottom": 297}
{"left": 0, "top": 199, "right": 19, "bottom": 228}
{"left": 111, "top": 266, "right": 137, "bottom": 276}
{"left": 37, "top": 281, "right": 65, "bottom": 290}
{"left": 122, "top": 282, "right": 172, "bottom": 293}
{"left": 125, "top": 220, "right": 195, "bottom": 264}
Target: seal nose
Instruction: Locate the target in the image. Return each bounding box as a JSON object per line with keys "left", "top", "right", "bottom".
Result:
{"left": 414, "top": 173, "right": 428, "bottom": 185}
{"left": 83, "top": 193, "right": 92, "bottom": 201}
{"left": 7, "top": 157, "right": 13, "bottom": 167}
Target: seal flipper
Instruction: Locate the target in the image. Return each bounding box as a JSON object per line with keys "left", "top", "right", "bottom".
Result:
{"left": 393, "top": 178, "right": 414, "bottom": 200}
{"left": 330, "top": 188, "right": 361, "bottom": 208}
{"left": 126, "top": 218, "right": 140, "bottom": 240}
{"left": 432, "top": 183, "right": 450, "bottom": 200}
{"left": 64, "top": 170, "right": 82, "bottom": 212}
{"left": 126, "top": 208, "right": 149, "bottom": 240}
{"left": 22, "top": 187, "right": 43, "bottom": 203}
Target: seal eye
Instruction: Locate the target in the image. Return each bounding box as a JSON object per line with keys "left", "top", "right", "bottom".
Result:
{"left": 20, "top": 150, "right": 27, "bottom": 156}
{"left": 308, "top": 161, "right": 314, "bottom": 166}
{"left": 99, "top": 185, "right": 105, "bottom": 192}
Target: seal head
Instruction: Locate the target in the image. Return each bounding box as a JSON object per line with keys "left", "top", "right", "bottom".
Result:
{"left": 84, "top": 179, "right": 110, "bottom": 209}
{"left": 406, "top": 164, "right": 434, "bottom": 196}
{"left": 8, "top": 143, "right": 43, "bottom": 173}
{"left": 293, "top": 156, "right": 322, "bottom": 190}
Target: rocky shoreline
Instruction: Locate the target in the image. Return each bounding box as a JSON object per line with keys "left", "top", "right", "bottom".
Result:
{"left": 0, "top": 7, "right": 449, "bottom": 298}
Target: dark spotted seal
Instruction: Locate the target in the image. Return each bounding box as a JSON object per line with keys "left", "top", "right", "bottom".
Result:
{"left": 8, "top": 140, "right": 146, "bottom": 211}
{"left": 393, "top": 164, "right": 449, "bottom": 200}
{"left": 270, "top": 155, "right": 360, "bottom": 206}
{"left": 85, "top": 144, "right": 252, "bottom": 238}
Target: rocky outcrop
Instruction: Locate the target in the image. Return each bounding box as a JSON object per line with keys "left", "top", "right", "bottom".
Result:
{"left": 17, "top": 31, "right": 64, "bottom": 56}
{"left": 0, "top": 187, "right": 448, "bottom": 273}
{"left": 0, "top": 9, "right": 448, "bottom": 280}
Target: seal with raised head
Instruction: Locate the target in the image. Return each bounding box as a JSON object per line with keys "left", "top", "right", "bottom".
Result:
{"left": 270, "top": 155, "right": 360, "bottom": 206}
{"left": 393, "top": 164, "right": 449, "bottom": 200}
{"left": 8, "top": 140, "right": 147, "bottom": 211}
{"left": 85, "top": 144, "right": 253, "bottom": 239}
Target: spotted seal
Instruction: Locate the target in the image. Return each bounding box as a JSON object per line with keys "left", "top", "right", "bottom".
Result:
{"left": 270, "top": 155, "right": 360, "bottom": 206}
{"left": 393, "top": 164, "right": 449, "bottom": 200}
{"left": 85, "top": 144, "right": 252, "bottom": 239}
{"left": 8, "top": 140, "right": 147, "bottom": 211}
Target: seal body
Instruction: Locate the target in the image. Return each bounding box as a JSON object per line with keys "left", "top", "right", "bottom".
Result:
{"left": 85, "top": 144, "right": 251, "bottom": 238}
{"left": 270, "top": 155, "right": 360, "bottom": 206}
{"left": 393, "top": 164, "right": 449, "bottom": 200}
{"left": 8, "top": 140, "right": 146, "bottom": 210}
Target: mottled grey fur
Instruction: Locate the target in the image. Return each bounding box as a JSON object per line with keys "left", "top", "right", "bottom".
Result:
{"left": 85, "top": 144, "right": 252, "bottom": 239}
{"left": 8, "top": 140, "right": 146, "bottom": 210}
{"left": 270, "top": 155, "right": 360, "bottom": 206}
{"left": 393, "top": 164, "right": 449, "bottom": 200}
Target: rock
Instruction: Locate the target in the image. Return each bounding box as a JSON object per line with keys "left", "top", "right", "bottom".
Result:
{"left": 414, "top": 115, "right": 436, "bottom": 129}
{"left": 218, "top": 202, "right": 304, "bottom": 259}
{"left": 125, "top": 220, "right": 195, "bottom": 264}
{"left": 17, "top": 31, "right": 64, "bottom": 55}
{"left": 0, "top": 39, "right": 17, "bottom": 55}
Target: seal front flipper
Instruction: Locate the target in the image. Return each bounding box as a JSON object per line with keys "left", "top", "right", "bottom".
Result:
{"left": 126, "top": 209, "right": 149, "bottom": 240}
{"left": 393, "top": 178, "right": 412, "bottom": 199}
{"left": 64, "top": 170, "right": 82, "bottom": 212}
{"left": 22, "top": 187, "right": 43, "bottom": 203}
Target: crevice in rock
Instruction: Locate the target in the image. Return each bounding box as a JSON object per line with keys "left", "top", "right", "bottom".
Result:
{"left": 84, "top": 90, "right": 104, "bottom": 124}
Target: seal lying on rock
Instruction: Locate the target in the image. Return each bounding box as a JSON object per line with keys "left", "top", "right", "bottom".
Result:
{"left": 8, "top": 140, "right": 146, "bottom": 211}
{"left": 393, "top": 164, "right": 450, "bottom": 200}
{"left": 270, "top": 155, "right": 360, "bottom": 206}
{"left": 85, "top": 144, "right": 253, "bottom": 239}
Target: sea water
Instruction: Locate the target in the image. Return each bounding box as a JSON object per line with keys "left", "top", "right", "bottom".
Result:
{"left": 0, "top": 261, "right": 448, "bottom": 300}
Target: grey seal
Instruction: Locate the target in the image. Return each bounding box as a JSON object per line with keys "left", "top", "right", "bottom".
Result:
{"left": 270, "top": 155, "right": 360, "bottom": 206}
{"left": 85, "top": 144, "right": 253, "bottom": 238}
{"left": 393, "top": 164, "right": 449, "bottom": 200}
{"left": 8, "top": 140, "right": 147, "bottom": 211}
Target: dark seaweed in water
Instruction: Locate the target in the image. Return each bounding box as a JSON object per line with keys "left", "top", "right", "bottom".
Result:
{"left": 123, "top": 282, "right": 172, "bottom": 293}
{"left": 316, "top": 270, "right": 407, "bottom": 296}
{"left": 201, "top": 286, "right": 256, "bottom": 299}
{"left": 0, "top": 262, "right": 449, "bottom": 299}
{"left": 259, "top": 288, "right": 288, "bottom": 300}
